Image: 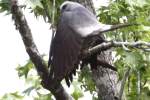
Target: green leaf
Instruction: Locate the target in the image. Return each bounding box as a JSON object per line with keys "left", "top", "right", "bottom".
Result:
{"left": 23, "top": 86, "right": 35, "bottom": 95}
{"left": 28, "top": 0, "right": 43, "bottom": 9}
{"left": 125, "top": 0, "right": 147, "bottom": 7}
{"left": 0, "top": 0, "right": 11, "bottom": 14}
{"left": 71, "top": 89, "right": 83, "bottom": 100}
{"left": 0, "top": 92, "right": 24, "bottom": 100}
{"left": 78, "top": 67, "right": 96, "bottom": 93}
{"left": 16, "top": 60, "right": 34, "bottom": 78}
{"left": 124, "top": 51, "right": 142, "bottom": 67}
{"left": 35, "top": 92, "right": 52, "bottom": 100}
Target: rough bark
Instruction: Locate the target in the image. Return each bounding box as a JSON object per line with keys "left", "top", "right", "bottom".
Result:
{"left": 93, "top": 51, "right": 118, "bottom": 100}
{"left": 71, "top": 0, "right": 119, "bottom": 99}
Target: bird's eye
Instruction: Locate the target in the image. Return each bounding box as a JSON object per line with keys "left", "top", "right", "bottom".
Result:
{"left": 62, "top": 4, "right": 67, "bottom": 10}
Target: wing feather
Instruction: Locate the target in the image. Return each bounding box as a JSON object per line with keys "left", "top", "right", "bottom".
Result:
{"left": 48, "top": 21, "right": 83, "bottom": 84}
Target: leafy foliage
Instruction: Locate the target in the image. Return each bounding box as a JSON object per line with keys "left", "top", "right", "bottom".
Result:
{"left": 78, "top": 67, "right": 96, "bottom": 94}
{"left": 0, "top": 92, "right": 24, "bottom": 100}
{"left": 71, "top": 83, "right": 84, "bottom": 100}
{"left": 16, "top": 60, "right": 34, "bottom": 78}
{"left": 26, "top": 0, "right": 64, "bottom": 25}
{"left": 98, "top": 0, "right": 150, "bottom": 99}
{"left": 0, "top": 0, "right": 11, "bottom": 14}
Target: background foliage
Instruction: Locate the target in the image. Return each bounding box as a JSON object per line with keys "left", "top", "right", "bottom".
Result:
{"left": 0, "top": 0, "right": 150, "bottom": 99}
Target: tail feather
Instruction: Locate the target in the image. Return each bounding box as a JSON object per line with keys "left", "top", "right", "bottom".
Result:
{"left": 65, "top": 77, "right": 71, "bottom": 87}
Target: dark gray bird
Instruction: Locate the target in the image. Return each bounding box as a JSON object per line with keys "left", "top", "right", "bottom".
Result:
{"left": 48, "top": 1, "right": 116, "bottom": 87}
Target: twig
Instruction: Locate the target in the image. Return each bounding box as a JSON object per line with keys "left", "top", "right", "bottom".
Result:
{"left": 84, "top": 41, "right": 150, "bottom": 58}
{"left": 118, "top": 67, "right": 131, "bottom": 100}
{"left": 10, "top": 0, "right": 72, "bottom": 100}
{"left": 52, "top": 0, "right": 56, "bottom": 28}
{"left": 137, "top": 70, "right": 141, "bottom": 100}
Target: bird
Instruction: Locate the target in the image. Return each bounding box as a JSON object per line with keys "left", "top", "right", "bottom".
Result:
{"left": 48, "top": 1, "right": 117, "bottom": 87}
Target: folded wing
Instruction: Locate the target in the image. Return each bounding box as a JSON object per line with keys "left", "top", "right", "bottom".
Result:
{"left": 48, "top": 20, "right": 83, "bottom": 86}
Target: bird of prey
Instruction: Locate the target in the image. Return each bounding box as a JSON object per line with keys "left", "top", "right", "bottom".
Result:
{"left": 48, "top": 1, "right": 117, "bottom": 87}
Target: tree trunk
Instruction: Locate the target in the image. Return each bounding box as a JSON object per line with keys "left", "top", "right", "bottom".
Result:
{"left": 71, "top": 0, "right": 119, "bottom": 100}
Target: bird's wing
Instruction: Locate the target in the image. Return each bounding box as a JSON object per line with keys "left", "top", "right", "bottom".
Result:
{"left": 48, "top": 21, "right": 83, "bottom": 86}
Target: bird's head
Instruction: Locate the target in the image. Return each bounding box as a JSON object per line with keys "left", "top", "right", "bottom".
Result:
{"left": 60, "top": 1, "right": 83, "bottom": 12}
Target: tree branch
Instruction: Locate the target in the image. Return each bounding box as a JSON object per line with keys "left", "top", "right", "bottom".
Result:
{"left": 118, "top": 67, "right": 130, "bottom": 100}
{"left": 137, "top": 70, "right": 141, "bottom": 100}
{"left": 81, "top": 41, "right": 150, "bottom": 71}
{"left": 11, "top": 0, "right": 49, "bottom": 80}
{"left": 10, "top": 0, "right": 72, "bottom": 100}
{"left": 84, "top": 41, "right": 150, "bottom": 57}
